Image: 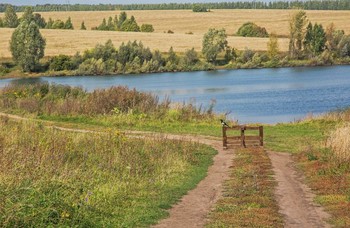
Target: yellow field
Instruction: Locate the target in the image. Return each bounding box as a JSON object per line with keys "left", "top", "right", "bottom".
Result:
{"left": 0, "top": 28, "right": 289, "bottom": 57}
{"left": 1, "top": 9, "right": 349, "bottom": 57}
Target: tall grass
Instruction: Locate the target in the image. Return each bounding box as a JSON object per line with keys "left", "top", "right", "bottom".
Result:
{"left": 0, "top": 118, "right": 216, "bottom": 227}
{"left": 320, "top": 108, "right": 350, "bottom": 122}
{"left": 0, "top": 83, "right": 222, "bottom": 135}
{"left": 0, "top": 83, "right": 216, "bottom": 121}
{"left": 327, "top": 124, "right": 350, "bottom": 163}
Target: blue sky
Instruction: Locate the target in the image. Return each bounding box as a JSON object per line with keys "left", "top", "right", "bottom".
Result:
{"left": 1, "top": 0, "right": 263, "bottom": 6}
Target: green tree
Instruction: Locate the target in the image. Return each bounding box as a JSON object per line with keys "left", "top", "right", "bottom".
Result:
{"left": 107, "top": 16, "right": 115, "bottom": 30}
{"left": 98, "top": 18, "right": 107, "bottom": 30}
{"left": 152, "top": 50, "right": 165, "bottom": 66}
{"left": 113, "top": 15, "right": 118, "bottom": 27}
{"left": 64, "top": 17, "right": 74, "bottom": 29}
{"left": 80, "top": 21, "right": 86, "bottom": 30}
{"left": 304, "top": 23, "right": 326, "bottom": 56}
{"left": 184, "top": 48, "right": 199, "bottom": 65}
{"left": 267, "top": 33, "right": 279, "bottom": 59}
{"left": 289, "top": 11, "right": 308, "bottom": 59}
{"left": 46, "top": 17, "right": 54, "bottom": 29}
{"left": 10, "top": 11, "right": 46, "bottom": 72}
{"left": 4, "top": 5, "right": 19, "bottom": 28}
{"left": 117, "top": 12, "right": 127, "bottom": 29}
{"left": 167, "top": 47, "right": 179, "bottom": 64}
{"left": 202, "top": 28, "right": 228, "bottom": 63}
{"left": 21, "top": 7, "right": 34, "bottom": 22}
{"left": 0, "top": 18, "right": 4, "bottom": 28}
{"left": 121, "top": 16, "right": 140, "bottom": 32}
{"left": 33, "top": 13, "right": 46, "bottom": 28}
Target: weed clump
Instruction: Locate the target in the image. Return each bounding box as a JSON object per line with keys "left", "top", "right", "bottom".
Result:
{"left": 327, "top": 124, "right": 350, "bottom": 163}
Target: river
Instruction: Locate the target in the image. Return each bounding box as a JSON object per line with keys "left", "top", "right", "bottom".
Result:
{"left": 1, "top": 65, "right": 350, "bottom": 124}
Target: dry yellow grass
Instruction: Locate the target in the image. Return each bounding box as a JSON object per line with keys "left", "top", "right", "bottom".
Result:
{"left": 1, "top": 9, "right": 349, "bottom": 57}
{"left": 327, "top": 124, "right": 350, "bottom": 162}
{"left": 0, "top": 28, "right": 289, "bottom": 57}
{"left": 10, "top": 9, "right": 350, "bottom": 36}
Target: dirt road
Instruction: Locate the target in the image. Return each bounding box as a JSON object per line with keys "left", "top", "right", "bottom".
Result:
{"left": 268, "top": 151, "right": 331, "bottom": 228}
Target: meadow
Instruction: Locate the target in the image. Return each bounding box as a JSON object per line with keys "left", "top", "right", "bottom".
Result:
{"left": 1, "top": 9, "right": 350, "bottom": 57}
{"left": 0, "top": 117, "right": 216, "bottom": 227}
{"left": 1, "top": 83, "right": 350, "bottom": 226}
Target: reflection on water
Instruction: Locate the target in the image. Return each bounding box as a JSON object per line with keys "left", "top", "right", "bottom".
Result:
{"left": 1, "top": 65, "right": 350, "bottom": 124}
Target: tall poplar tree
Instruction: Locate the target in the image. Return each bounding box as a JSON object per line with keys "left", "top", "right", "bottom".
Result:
{"left": 10, "top": 7, "right": 46, "bottom": 72}
{"left": 289, "top": 11, "right": 308, "bottom": 59}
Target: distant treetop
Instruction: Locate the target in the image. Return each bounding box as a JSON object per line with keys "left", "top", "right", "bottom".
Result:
{"left": 1, "top": 1, "right": 350, "bottom": 12}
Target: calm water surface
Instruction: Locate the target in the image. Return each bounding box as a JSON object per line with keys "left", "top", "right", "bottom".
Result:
{"left": 1, "top": 66, "right": 350, "bottom": 124}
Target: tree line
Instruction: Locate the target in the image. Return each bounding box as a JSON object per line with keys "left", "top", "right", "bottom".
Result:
{"left": 92, "top": 12, "right": 154, "bottom": 33}
{"left": 1, "top": 1, "right": 350, "bottom": 12}
{"left": 0, "top": 5, "right": 73, "bottom": 30}
{"left": 0, "top": 5, "right": 152, "bottom": 32}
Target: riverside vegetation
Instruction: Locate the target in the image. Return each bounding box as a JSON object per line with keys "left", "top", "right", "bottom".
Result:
{"left": 2, "top": 8, "right": 350, "bottom": 76}
{"left": 0, "top": 83, "right": 350, "bottom": 226}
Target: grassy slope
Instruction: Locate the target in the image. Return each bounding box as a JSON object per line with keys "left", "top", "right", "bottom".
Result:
{"left": 0, "top": 118, "right": 217, "bottom": 227}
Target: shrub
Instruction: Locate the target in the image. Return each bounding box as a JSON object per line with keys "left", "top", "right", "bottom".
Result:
{"left": 49, "top": 55, "right": 74, "bottom": 71}
{"left": 237, "top": 22, "right": 269, "bottom": 37}
{"left": 140, "top": 24, "right": 154, "bottom": 33}
{"left": 77, "top": 58, "right": 105, "bottom": 75}
{"left": 167, "top": 30, "right": 174, "bottom": 34}
{"left": 51, "top": 19, "right": 65, "bottom": 29}
{"left": 237, "top": 48, "right": 255, "bottom": 63}
{"left": 0, "top": 64, "right": 10, "bottom": 75}
{"left": 192, "top": 4, "right": 209, "bottom": 12}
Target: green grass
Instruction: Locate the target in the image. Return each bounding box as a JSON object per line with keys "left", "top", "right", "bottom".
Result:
{"left": 264, "top": 119, "right": 339, "bottom": 153}
{"left": 37, "top": 114, "right": 223, "bottom": 136}
{"left": 0, "top": 118, "right": 216, "bottom": 227}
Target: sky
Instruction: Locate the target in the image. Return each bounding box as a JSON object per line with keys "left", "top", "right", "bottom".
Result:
{"left": 0, "top": 0, "right": 267, "bottom": 6}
